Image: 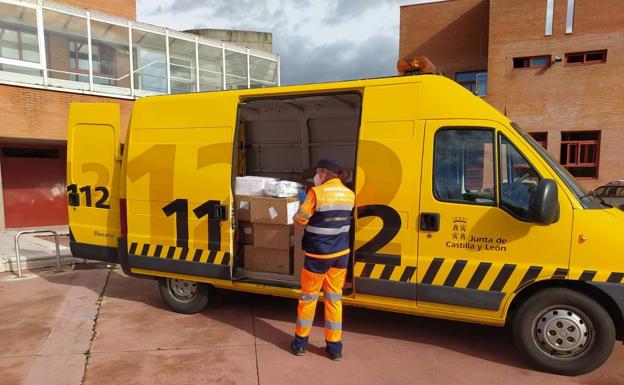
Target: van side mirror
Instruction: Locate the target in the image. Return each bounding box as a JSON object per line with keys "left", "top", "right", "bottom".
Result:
{"left": 530, "top": 179, "right": 559, "bottom": 224}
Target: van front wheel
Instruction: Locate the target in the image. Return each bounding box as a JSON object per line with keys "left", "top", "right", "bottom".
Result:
{"left": 158, "top": 277, "right": 214, "bottom": 314}
{"left": 512, "top": 287, "right": 615, "bottom": 376}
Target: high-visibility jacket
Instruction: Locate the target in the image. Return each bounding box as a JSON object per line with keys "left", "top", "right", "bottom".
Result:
{"left": 294, "top": 178, "right": 355, "bottom": 259}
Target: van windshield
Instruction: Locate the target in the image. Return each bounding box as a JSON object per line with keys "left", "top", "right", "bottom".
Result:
{"left": 510, "top": 122, "right": 602, "bottom": 209}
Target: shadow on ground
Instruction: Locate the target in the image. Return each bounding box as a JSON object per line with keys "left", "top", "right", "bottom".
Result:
{"left": 37, "top": 266, "right": 528, "bottom": 370}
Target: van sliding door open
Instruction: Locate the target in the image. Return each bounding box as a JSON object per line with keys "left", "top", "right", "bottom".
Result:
{"left": 234, "top": 93, "right": 362, "bottom": 285}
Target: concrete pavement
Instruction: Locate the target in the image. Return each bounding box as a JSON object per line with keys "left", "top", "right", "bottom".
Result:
{"left": 0, "top": 266, "right": 622, "bottom": 385}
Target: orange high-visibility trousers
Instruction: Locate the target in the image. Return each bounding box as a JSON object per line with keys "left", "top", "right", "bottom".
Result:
{"left": 295, "top": 264, "right": 347, "bottom": 343}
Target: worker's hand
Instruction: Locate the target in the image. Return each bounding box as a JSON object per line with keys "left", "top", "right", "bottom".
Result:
{"left": 294, "top": 220, "right": 305, "bottom": 230}
{"left": 297, "top": 190, "right": 307, "bottom": 203}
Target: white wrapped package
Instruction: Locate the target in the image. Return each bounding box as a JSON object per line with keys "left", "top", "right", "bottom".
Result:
{"left": 264, "top": 180, "right": 305, "bottom": 198}
{"left": 235, "top": 176, "right": 278, "bottom": 196}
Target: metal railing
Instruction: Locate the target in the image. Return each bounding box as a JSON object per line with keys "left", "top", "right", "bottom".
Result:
{"left": 13, "top": 230, "right": 62, "bottom": 278}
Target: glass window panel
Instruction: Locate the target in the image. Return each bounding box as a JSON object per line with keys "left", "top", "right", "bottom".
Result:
{"left": 0, "top": 3, "right": 39, "bottom": 63}
{"left": 513, "top": 58, "right": 529, "bottom": 68}
{"left": 475, "top": 72, "right": 487, "bottom": 96}
{"left": 169, "top": 37, "right": 196, "bottom": 93}
{"left": 499, "top": 135, "right": 542, "bottom": 220}
{"left": 20, "top": 31, "right": 38, "bottom": 62}
{"left": 249, "top": 56, "right": 276, "bottom": 88}
{"left": 0, "top": 4, "right": 43, "bottom": 80}
{"left": 225, "top": 49, "right": 247, "bottom": 90}
{"left": 455, "top": 72, "right": 476, "bottom": 82}
{"left": 531, "top": 56, "right": 549, "bottom": 67}
{"left": 566, "top": 54, "right": 583, "bottom": 64}
{"left": 434, "top": 129, "right": 495, "bottom": 205}
{"left": 43, "top": 9, "right": 89, "bottom": 87}
{"left": 67, "top": 41, "right": 89, "bottom": 83}
{"left": 132, "top": 28, "right": 166, "bottom": 94}
{"left": 90, "top": 19, "right": 130, "bottom": 93}
{"left": 0, "top": 29, "right": 19, "bottom": 59}
{"left": 586, "top": 52, "right": 605, "bottom": 62}
{"left": 198, "top": 43, "right": 222, "bottom": 91}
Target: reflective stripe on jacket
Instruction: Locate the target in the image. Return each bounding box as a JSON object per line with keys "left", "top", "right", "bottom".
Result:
{"left": 293, "top": 178, "right": 355, "bottom": 259}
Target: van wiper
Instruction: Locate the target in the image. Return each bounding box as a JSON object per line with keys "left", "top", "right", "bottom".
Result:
{"left": 580, "top": 191, "right": 613, "bottom": 208}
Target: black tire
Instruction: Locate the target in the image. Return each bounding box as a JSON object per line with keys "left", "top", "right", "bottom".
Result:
{"left": 158, "top": 277, "right": 215, "bottom": 314}
{"left": 511, "top": 287, "right": 615, "bottom": 376}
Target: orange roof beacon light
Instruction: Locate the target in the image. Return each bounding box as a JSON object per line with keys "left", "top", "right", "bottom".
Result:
{"left": 397, "top": 55, "right": 438, "bottom": 76}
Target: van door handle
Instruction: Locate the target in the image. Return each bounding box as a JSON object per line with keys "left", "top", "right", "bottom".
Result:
{"left": 420, "top": 213, "right": 440, "bottom": 232}
{"left": 68, "top": 192, "right": 80, "bottom": 207}
{"left": 194, "top": 200, "right": 228, "bottom": 221}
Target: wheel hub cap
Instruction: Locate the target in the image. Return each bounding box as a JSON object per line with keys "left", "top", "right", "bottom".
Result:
{"left": 534, "top": 307, "right": 591, "bottom": 358}
{"left": 168, "top": 279, "right": 198, "bottom": 301}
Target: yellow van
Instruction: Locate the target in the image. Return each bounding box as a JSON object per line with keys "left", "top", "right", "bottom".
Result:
{"left": 66, "top": 74, "right": 624, "bottom": 376}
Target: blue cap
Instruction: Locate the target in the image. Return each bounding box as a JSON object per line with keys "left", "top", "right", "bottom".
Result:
{"left": 315, "top": 158, "right": 343, "bottom": 174}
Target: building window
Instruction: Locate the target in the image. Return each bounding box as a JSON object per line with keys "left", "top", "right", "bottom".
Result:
{"left": 513, "top": 55, "right": 551, "bottom": 69}
{"left": 565, "top": 50, "right": 607, "bottom": 66}
{"left": 0, "top": 28, "right": 39, "bottom": 63}
{"left": 560, "top": 131, "right": 600, "bottom": 178}
{"left": 455, "top": 71, "right": 487, "bottom": 96}
{"left": 0, "top": 1, "right": 279, "bottom": 97}
{"left": 68, "top": 40, "right": 115, "bottom": 85}
{"left": 529, "top": 132, "right": 548, "bottom": 149}
{"left": 69, "top": 41, "right": 90, "bottom": 72}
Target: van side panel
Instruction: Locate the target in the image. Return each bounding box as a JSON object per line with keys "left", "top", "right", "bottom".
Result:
{"left": 67, "top": 103, "right": 121, "bottom": 263}
{"left": 124, "top": 94, "right": 238, "bottom": 280}
{"left": 353, "top": 83, "right": 423, "bottom": 306}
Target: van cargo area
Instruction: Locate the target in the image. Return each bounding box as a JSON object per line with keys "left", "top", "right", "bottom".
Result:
{"left": 232, "top": 93, "right": 361, "bottom": 284}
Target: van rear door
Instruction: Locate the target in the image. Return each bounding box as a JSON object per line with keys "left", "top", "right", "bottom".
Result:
{"left": 67, "top": 103, "right": 121, "bottom": 263}
{"left": 123, "top": 94, "right": 235, "bottom": 281}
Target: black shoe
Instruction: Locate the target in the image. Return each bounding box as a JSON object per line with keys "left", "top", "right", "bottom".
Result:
{"left": 326, "top": 347, "right": 342, "bottom": 361}
{"left": 291, "top": 341, "right": 305, "bottom": 356}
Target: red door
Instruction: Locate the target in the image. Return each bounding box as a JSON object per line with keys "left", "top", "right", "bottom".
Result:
{"left": 1, "top": 145, "right": 68, "bottom": 228}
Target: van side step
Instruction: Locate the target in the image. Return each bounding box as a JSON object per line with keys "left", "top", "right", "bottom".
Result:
{"left": 236, "top": 277, "right": 301, "bottom": 289}
{"left": 235, "top": 268, "right": 301, "bottom": 289}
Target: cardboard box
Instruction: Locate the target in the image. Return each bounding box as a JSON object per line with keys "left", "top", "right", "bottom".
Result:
{"left": 253, "top": 223, "right": 293, "bottom": 250}
{"left": 250, "top": 196, "right": 300, "bottom": 225}
{"left": 293, "top": 227, "right": 305, "bottom": 281}
{"left": 237, "top": 221, "right": 254, "bottom": 244}
{"left": 235, "top": 195, "right": 253, "bottom": 221}
{"left": 244, "top": 245, "right": 292, "bottom": 274}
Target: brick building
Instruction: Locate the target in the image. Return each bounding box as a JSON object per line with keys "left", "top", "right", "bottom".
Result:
{"left": 0, "top": 0, "right": 279, "bottom": 228}
{"left": 400, "top": 0, "right": 623, "bottom": 190}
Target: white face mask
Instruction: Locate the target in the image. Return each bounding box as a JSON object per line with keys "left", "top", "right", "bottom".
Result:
{"left": 313, "top": 173, "right": 322, "bottom": 186}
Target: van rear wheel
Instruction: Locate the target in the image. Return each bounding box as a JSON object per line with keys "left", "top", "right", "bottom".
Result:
{"left": 512, "top": 287, "right": 615, "bottom": 376}
{"left": 158, "top": 277, "right": 214, "bottom": 314}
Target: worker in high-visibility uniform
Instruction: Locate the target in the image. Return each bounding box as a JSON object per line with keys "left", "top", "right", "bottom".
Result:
{"left": 291, "top": 158, "right": 355, "bottom": 361}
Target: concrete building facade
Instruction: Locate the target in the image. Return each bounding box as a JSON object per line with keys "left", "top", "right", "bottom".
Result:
{"left": 0, "top": 0, "right": 279, "bottom": 228}
{"left": 400, "top": 0, "right": 623, "bottom": 190}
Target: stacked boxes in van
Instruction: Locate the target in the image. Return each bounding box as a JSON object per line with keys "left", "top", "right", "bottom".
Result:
{"left": 235, "top": 177, "right": 301, "bottom": 274}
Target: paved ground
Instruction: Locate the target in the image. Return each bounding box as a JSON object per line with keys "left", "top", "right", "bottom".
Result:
{"left": 0, "top": 227, "right": 74, "bottom": 273}
{"left": 0, "top": 266, "right": 622, "bottom": 385}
